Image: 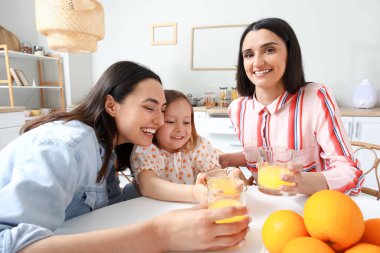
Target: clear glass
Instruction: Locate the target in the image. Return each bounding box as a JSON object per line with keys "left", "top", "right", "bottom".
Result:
{"left": 257, "top": 146, "right": 296, "bottom": 196}
{"left": 207, "top": 168, "right": 246, "bottom": 223}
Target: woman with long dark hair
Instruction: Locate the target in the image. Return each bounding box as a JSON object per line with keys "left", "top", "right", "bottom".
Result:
{"left": 221, "top": 18, "right": 362, "bottom": 195}
{"left": 0, "top": 61, "right": 249, "bottom": 253}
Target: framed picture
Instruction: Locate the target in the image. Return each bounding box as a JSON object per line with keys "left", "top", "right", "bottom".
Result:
{"left": 15, "top": 69, "right": 30, "bottom": 86}
{"left": 191, "top": 24, "right": 248, "bottom": 70}
{"left": 150, "top": 22, "right": 177, "bottom": 45}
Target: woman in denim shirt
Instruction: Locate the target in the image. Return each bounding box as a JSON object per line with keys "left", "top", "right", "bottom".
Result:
{"left": 0, "top": 61, "right": 250, "bottom": 253}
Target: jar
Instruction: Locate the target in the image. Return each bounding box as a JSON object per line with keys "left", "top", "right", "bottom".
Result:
{"left": 231, "top": 87, "right": 238, "bottom": 100}
{"left": 221, "top": 98, "right": 230, "bottom": 107}
{"left": 21, "top": 42, "right": 32, "bottom": 54}
{"left": 33, "top": 46, "right": 45, "bottom": 56}
{"left": 204, "top": 92, "right": 216, "bottom": 107}
{"left": 219, "top": 86, "right": 227, "bottom": 101}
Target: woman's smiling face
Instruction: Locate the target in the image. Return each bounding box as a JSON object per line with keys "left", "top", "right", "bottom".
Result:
{"left": 242, "top": 29, "right": 288, "bottom": 92}
{"left": 110, "top": 78, "right": 166, "bottom": 147}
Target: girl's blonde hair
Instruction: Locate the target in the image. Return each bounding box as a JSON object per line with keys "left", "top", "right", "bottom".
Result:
{"left": 154, "top": 89, "right": 198, "bottom": 151}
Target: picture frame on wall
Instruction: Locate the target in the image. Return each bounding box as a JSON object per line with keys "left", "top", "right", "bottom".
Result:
{"left": 191, "top": 24, "right": 247, "bottom": 70}
{"left": 150, "top": 22, "right": 177, "bottom": 45}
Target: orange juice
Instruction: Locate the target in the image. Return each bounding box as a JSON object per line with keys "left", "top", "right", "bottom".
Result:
{"left": 208, "top": 178, "right": 238, "bottom": 194}
{"left": 208, "top": 199, "right": 246, "bottom": 223}
{"left": 258, "top": 165, "right": 294, "bottom": 190}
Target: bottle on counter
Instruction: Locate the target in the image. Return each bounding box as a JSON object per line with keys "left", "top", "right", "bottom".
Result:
{"left": 231, "top": 87, "right": 239, "bottom": 100}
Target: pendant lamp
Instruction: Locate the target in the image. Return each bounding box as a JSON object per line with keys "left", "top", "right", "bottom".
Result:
{"left": 35, "top": 0, "right": 104, "bottom": 53}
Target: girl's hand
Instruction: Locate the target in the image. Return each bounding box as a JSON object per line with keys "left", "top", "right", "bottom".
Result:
{"left": 279, "top": 163, "right": 303, "bottom": 194}
{"left": 193, "top": 173, "right": 207, "bottom": 203}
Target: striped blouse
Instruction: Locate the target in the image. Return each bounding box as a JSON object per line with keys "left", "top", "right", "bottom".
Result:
{"left": 228, "top": 83, "right": 363, "bottom": 195}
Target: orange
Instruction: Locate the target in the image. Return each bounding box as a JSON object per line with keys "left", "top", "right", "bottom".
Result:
{"left": 360, "top": 218, "right": 380, "bottom": 246}
{"left": 304, "top": 190, "right": 365, "bottom": 251}
{"left": 283, "top": 236, "right": 335, "bottom": 253}
{"left": 262, "top": 210, "right": 308, "bottom": 253}
{"left": 345, "top": 243, "right": 380, "bottom": 253}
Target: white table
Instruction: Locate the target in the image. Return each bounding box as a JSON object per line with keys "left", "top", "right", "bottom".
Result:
{"left": 56, "top": 187, "right": 380, "bottom": 252}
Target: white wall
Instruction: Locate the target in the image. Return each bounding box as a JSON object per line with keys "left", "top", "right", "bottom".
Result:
{"left": 1, "top": 0, "right": 380, "bottom": 107}
{"left": 94, "top": 0, "right": 380, "bottom": 107}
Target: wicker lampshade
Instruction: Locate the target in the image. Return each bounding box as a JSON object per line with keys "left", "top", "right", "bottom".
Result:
{"left": 35, "top": 0, "right": 104, "bottom": 53}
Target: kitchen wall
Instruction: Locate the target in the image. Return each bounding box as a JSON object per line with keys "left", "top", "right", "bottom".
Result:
{"left": 94, "top": 0, "right": 380, "bottom": 107}
{"left": 1, "top": 0, "right": 380, "bottom": 107}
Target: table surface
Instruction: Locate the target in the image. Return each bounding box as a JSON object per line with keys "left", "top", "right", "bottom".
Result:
{"left": 56, "top": 187, "right": 380, "bottom": 252}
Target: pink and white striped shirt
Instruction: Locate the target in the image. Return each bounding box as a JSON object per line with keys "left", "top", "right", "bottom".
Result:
{"left": 228, "top": 83, "right": 363, "bottom": 195}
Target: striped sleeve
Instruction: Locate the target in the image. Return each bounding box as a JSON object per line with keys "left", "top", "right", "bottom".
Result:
{"left": 315, "top": 85, "right": 364, "bottom": 195}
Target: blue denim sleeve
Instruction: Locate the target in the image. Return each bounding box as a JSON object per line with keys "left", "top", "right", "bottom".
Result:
{"left": 0, "top": 137, "right": 82, "bottom": 252}
{"left": 1, "top": 224, "right": 53, "bottom": 253}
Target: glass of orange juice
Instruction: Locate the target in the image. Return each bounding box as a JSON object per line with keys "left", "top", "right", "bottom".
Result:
{"left": 207, "top": 168, "right": 247, "bottom": 223}
{"left": 257, "top": 146, "right": 296, "bottom": 196}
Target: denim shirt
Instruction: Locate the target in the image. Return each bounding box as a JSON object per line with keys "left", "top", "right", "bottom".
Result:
{"left": 0, "top": 120, "right": 122, "bottom": 253}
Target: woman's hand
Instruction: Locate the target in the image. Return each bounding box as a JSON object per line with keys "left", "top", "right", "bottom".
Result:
{"left": 193, "top": 173, "right": 207, "bottom": 203}
{"left": 279, "top": 163, "right": 329, "bottom": 194}
{"left": 279, "top": 163, "right": 303, "bottom": 194}
{"left": 154, "top": 203, "right": 251, "bottom": 252}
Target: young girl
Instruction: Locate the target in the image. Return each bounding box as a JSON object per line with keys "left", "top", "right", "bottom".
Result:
{"left": 131, "top": 89, "right": 221, "bottom": 203}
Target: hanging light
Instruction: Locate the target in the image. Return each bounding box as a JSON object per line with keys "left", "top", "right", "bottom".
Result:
{"left": 35, "top": 0, "right": 104, "bottom": 53}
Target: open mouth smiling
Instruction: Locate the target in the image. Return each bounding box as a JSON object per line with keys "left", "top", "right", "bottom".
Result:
{"left": 141, "top": 128, "right": 156, "bottom": 136}
{"left": 254, "top": 69, "right": 272, "bottom": 76}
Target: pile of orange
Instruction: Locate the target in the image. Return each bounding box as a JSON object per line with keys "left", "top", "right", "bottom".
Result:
{"left": 262, "top": 190, "right": 380, "bottom": 253}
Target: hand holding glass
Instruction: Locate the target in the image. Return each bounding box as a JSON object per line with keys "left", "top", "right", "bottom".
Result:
{"left": 257, "top": 146, "right": 295, "bottom": 196}
{"left": 207, "top": 168, "right": 246, "bottom": 223}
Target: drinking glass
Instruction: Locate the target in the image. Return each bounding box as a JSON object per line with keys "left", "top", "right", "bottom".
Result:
{"left": 257, "top": 146, "right": 295, "bottom": 196}
{"left": 207, "top": 168, "right": 246, "bottom": 223}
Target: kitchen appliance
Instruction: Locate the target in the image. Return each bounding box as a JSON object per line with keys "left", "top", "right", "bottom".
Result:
{"left": 187, "top": 93, "right": 202, "bottom": 107}
{"left": 352, "top": 79, "right": 378, "bottom": 109}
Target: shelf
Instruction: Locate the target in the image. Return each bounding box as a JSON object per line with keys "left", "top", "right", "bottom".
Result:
{"left": 0, "top": 85, "right": 63, "bottom": 89}
{"left": 0, "top": 50, "right": 61, "bottom": 61}
{"left": 0, "top": 44, "right": 65, "bottom": 110}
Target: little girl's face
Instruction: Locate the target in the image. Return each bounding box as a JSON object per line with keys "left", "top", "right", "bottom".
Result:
{"left": 155, "top": 97, "right": 192, "bottom": 153}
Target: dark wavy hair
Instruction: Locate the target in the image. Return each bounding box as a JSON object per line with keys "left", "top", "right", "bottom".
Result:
{"left": 22, "top": 61, "right": 162, "bottom": 182}
{"left": 236, "top": 18, "right": 306, "bottom": 97}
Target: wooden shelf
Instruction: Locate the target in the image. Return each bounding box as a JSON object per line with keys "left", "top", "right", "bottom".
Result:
{"left": 0, "top": 50, "right": 60, "bottom": 61}
{"left": 0, "top": 44, "right": 65, "bottom": 110}
{"left": 0, "top": 85, "right": 63, "bottom": 89}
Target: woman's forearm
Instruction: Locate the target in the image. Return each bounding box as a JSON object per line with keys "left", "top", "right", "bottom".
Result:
{"left": 298, "top": 172, "right": 329, "bottom": 195}
{"left": 20, "top": 220, "right": 163, "bottom": 253}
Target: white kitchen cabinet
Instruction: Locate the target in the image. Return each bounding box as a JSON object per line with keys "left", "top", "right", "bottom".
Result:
{"left": 342, "top": 116, "right": 380, "bottom": 188}
{"left": 341, "top": 116, "right": 380, "bottom": 144}
{"left": 194, "top": 111, "right": 242, "bottom": 153}
{"left": 0, "top": 108, "right": 25, "bottom": 150}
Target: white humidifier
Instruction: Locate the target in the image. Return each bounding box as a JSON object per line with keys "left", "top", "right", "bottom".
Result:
{"left": 352, "top": 79, "right": 378, "bottom": 109}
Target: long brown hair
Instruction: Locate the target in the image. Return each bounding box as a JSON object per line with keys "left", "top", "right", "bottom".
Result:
{"left": 22, "top": 61, "right": 162, "bottom": 182}
{"left": 154, "top": 90, "right": 198, "bottom": 151}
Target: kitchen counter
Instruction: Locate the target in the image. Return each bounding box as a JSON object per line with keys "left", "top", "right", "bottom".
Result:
{"left": 193, "top": 106, "right": 380, "bottom": 117}
{"left": 0, "top": 106, "right": 25, "bottom": 113}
